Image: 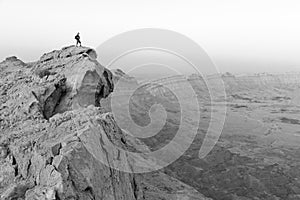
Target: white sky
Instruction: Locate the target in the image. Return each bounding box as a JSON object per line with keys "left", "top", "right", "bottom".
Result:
{"left": 1, "top": 0, "right": 300, "bottom": 73}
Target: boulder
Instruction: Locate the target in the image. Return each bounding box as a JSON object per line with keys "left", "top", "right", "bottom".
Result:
{"left": 33, "top": 45, "right": 114, "bottom": 115}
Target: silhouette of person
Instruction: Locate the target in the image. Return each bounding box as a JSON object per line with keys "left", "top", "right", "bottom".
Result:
{"left": 75, "top": 32, "right": 81, "bottom": 47}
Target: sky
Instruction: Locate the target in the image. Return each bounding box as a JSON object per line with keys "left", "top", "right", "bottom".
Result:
{"left": 1, "top": 0, "right": 300, "bottom": 74}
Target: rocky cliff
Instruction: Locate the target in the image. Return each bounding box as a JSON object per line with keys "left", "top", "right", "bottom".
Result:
{"left": 0, "top": 46, "right": 210, "bottom": 200}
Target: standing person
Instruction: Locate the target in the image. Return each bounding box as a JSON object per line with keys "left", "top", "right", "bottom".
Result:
{"left": 75, "top": 32, "right": 81, "bottom": 47}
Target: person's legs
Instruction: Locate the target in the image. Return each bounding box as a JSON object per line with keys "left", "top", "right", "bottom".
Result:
{"left": 76, "top": 39, "right": 81, "bottom": 47}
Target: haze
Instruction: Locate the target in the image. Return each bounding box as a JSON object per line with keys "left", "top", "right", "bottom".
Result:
{"left": 1, "top": 0, "right": 300, "bottom": 74}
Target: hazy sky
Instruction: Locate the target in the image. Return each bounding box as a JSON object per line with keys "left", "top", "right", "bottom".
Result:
{"left": 1, "top": 0, "right": 300, "bottom": 74}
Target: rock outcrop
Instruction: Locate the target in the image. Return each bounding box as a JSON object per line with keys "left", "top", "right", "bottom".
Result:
{"left": 33, "top": 46, "right": 114, "bottom": 117}
{"left": 0, "top": 46, "right": 210, "bottom": 200}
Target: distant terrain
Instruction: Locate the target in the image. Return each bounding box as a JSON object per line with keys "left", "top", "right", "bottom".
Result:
{"left": 102, "top": 70, "right": 300, "bottom": 200}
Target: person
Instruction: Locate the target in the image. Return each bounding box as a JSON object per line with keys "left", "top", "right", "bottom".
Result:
{"left": 75, "top": 32, "right": 81, "bottom": 47}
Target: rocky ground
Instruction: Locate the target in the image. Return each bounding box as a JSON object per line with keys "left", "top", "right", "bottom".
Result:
{"left": 0, "top": 46, "right": 210, "bottom": 200}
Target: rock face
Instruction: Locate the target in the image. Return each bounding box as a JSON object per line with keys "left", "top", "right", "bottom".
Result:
{"left": 0, "top": 46, "right": 210, "bottom": 200}
{"left": 33, "top": 46, "right": 114, "bottom": 118}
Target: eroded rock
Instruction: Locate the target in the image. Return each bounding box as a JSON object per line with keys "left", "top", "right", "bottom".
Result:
{"left": 0, "top": 46, "right": 209, "bottom": 200}
{"left": 33, "top": 46, "right": 114, "bottom": 116}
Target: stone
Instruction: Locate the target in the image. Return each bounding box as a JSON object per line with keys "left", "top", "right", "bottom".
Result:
{"left": 33, "top": 46, "right": 114, "bottom": 113}
{"left": 0, "top": 145, "right": 8, "bottom": 159}
{"left": 0, "top": 46, "right": 210, "bottom": 200}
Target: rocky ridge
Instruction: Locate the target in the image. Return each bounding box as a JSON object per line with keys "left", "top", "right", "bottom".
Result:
{"left": 0, "top": 46, "right": 210, "bottom": 200}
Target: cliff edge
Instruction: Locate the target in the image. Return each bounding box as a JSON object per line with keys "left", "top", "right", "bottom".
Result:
{"left": 0, "top": 46, "right": 210, "bottom": 200}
